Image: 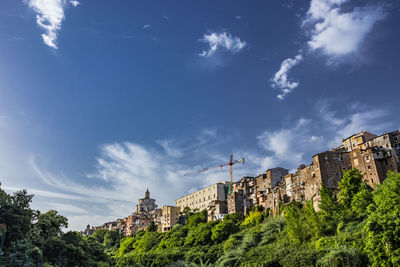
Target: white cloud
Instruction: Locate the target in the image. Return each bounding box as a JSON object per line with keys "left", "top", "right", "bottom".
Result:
{"left": 270, "top": 0, "right": 386, "bottom": 99}
{"left": 306, "top": 0, "right": 386, "bottom": 60}
{"left": 198, "top": 31, "right": 247, "bottom": 57}
{"left": 157, "top": 139, "right": 183, "bottom": 158}
{"left": 25, "top": 0, "right": 79, "bottom": 49}
{"left": 335, "top": 109, "right": 392, "bottom": 142}
{"left": 271, "top": 54, "right": 303, "bottom": 100}
{"left": 143, "top": 24, "right": 151, "bottom": 29}
{"left": 69, "top": 0, "right": 79, "bottom": 7}
{"left": 258, "top": 118, "right": 311, "bottom": 167}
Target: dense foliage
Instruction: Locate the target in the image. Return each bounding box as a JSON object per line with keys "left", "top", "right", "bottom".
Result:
{"left": 0, "top": 184, "right": 115, "bottom": 266}
{"left": 2, "top": 169, "right": 400, "bottom": 266}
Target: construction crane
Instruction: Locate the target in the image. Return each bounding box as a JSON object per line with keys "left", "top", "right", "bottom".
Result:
{"left": 184, "top": 154, "right": 245, "bottom": 194}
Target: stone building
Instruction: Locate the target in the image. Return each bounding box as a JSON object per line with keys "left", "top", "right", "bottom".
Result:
{"left": 160, "top": 206, "right": 181, "bottom": 232}
{"left": 228, "top": 176, "right": 257, "bottom": 215}
{"left": 228, "top": 169, "right": 288, "bottom": 216}
{"left": 136, "top": 189, "right": 157, "bottom": 213}
{"left": 227, "top": 189, "right": 245, "bottom": 215}
{"left": 341, "top": 131, "right": 377, "bottom": 152}
{"left": 347, "top": 130, "right": 400, "bottom": 187}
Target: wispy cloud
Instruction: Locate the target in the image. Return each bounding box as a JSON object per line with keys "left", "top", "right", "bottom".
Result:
{"left": 143, "top": 24, "right": 151, "bottom": 29}
{"left": 24, "top": 0, "right": 79, "bottom": 49}
{"left": 2, "top": 185, "right": 85, "bottom": 201}
{"left": 271, "top": 54, "right": 303, "bottom": 100}
{"left": 271, "top": 0, "right": 387, "bottom": 99}
{"left": 198, "top": 31, "right": 247, "bottom": 57}
{"left": 157, "top": 139, "right": 183, "bottom": 158}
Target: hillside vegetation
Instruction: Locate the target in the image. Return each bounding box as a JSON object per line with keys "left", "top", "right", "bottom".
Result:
{"left": 1, "top": 169, "right": 400, "bottom": 266}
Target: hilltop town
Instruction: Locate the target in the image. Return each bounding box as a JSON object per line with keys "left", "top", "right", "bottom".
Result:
{"left": 81, "top": 129, "right": 400, "bottom": 236}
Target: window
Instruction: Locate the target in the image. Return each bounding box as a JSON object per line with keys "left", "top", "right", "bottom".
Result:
{"left": 368, "top": 165, "right": 371, "bottom": 169}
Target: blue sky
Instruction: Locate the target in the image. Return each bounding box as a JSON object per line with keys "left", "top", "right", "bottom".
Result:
{"left": 1, "top": 0, "right": 399, "bottom": 230}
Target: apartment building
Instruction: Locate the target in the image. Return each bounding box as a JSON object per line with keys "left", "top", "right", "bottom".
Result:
{"left": 175, "top": 182, "right": 229, "bottom": 212}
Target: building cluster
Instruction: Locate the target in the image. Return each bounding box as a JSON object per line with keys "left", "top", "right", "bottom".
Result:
{"left": 229, "top": 130, "right": 400, "bottom": 215}
{"left": 82, "top": 130, "right": 400, "bottom": 235}
{"left": 82, "top": 189, "right": 174, "bottom": 236}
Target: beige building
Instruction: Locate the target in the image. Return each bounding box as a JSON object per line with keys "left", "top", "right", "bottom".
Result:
{"left": 175, "top": 182, "right": 229, "bottom": 212}
{"left": 161, "top": 206, "right": 181, "bottom": 232}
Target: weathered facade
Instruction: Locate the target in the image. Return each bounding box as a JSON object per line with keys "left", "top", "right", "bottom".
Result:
{"left": 207, "top": 200, "right": 228, "bottom": 221}
{"left": 160, "top": 206, "right": 181, "bottom": 232}
{"left": 228, "top": 176, "right": 257, "bottom": 215}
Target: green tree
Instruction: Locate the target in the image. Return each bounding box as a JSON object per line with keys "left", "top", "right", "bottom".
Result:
{"left": 136, "top": 231, "right": 160, "bottom": 252}
{"left": 351, "top": 184, "right": 373, "bottom": 217}
{"left": 34, "top": 210, "right": 68, "bottom": 240}
{"left": 103, "top": 230, "right": 121, "bottom": 248}
{"left": 318, "top": 185, "right": 340, "bottom": 234}
{"left": 186, "top": 210, "right": 207, "bottom": 229}
{"left": 93, "top": 229, "right": 108, "bottom": 243}
{"left": 211, "top": 219, "right": 239, "bottom": 242}
{"left": 241, "top": 211, "right": 264, "bottom": 228}
{"left": 303, "top": 200, "right": 322, "bottom": 240}
{"left": 338, "top": 169, "right": 363, "bottom": 209}
{"left": 115, "top": 236, "right": 135, "bottom": 257}
{"left": 284, "top": 204, "right": 309, "bottom": 245}
{"left": 364, "top": 171, "right": 400, "bottom": 266}
{"left": 0, "top": 187, "right": 34, "bottom": 248}
{"left": 185, "top": 222, "right": 215, "bottom": 246}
